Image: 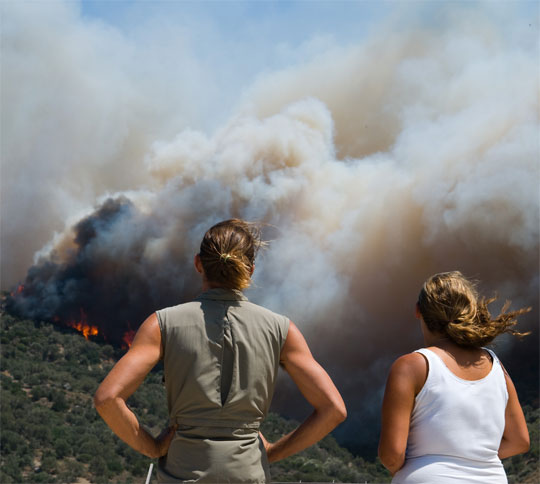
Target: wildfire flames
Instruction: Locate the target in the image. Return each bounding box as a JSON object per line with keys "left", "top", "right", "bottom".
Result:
{"left": 65, "top": 310, "right": 99, "bottom": 340}
{"left": 51, "top": 308, "right": 136, "bottom": 347}
{"left": 9, "top": 284, "right": 24, "bottom": 297}
{"left": 68, "top": 320, "right": 98, "bottom": 340}
{"left": 53, "top": 310, "right": 137, "bottom": 348}
{"left": 122, "top": 329, "right": 136, "bottom": 349}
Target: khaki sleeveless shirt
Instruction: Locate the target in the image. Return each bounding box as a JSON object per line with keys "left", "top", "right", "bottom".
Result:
{"left": 155, "top": 288, "right": 289, "bottom": 483}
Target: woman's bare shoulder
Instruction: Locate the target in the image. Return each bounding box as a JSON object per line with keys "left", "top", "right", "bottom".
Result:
{"left": 388, "top": 352, "right": 428, "bottom": 394}
{"left": 391, "top": 352, "right": 426, "bottom": 371}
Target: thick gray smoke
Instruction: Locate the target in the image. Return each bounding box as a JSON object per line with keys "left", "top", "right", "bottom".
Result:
{"left": 3, "top": 2, "right": 538, "bottom": 453}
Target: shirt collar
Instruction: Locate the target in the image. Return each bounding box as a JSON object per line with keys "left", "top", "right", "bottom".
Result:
{"left": 197, "top": 288, "right": 248, "bottom": 302}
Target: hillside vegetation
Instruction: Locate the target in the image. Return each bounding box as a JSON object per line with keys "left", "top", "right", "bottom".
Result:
{"left": 1, "top": 313, "right": 538, "bottom": 483}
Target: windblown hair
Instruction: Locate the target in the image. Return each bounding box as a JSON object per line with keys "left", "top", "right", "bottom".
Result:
{"left": 199, "top": 219, "right": 264, "bottom": 290}
{"left": 417, "top": 271, "right": 530, "bottom": 347}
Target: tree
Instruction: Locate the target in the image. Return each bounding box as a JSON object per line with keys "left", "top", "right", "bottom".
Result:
{"left": 41, "top": 451, "right": 58, "bottom": 474}
{"left": 54, "top": 439, "right": 71, "bottom": 459}
{"left": 51, "top": 390, "right": 69, "bottom": 412}
{"left": 90, "top": 456, "right": 109, "bottom": 478}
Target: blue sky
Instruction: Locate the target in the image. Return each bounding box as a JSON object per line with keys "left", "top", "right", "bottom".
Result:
{"left": 77, "top": 0, "right": 538, "bottom": 97}
{"left": 77, "top": 0, "right": 391, "bottom": 94}
{"left": 79, "top": 1, "right": 537, "bottom": 38}
{"left": 80, "top": 1, "right": 391, "bottom": 42}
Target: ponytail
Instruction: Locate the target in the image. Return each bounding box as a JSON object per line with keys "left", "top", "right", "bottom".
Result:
{"left": 418, "top": 271, "right": 530, "bottom": 347}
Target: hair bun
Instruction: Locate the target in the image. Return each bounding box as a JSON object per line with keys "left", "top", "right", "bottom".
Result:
{"left": 220, "top": 253, "right": 232, "bottom": 263}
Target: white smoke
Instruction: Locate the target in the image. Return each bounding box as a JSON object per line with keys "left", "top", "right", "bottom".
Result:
{"left": 1, "top": 0, "right": 232, "bottom": 285}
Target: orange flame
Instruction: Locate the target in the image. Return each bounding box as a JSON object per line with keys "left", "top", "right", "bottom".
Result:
{"left": 122, "top": 329, "right": 136, "bottom": 349}
{"left": 69, "top": 321, "right": 99, "bottom": 340}
{"left": 66, "top": 309, "right": 99, "bottom": 340}
{"left": 10, "top": 284, "right": 24, "bottom": 297}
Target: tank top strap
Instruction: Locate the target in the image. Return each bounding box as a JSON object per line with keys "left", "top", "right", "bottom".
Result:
{"left": 482, "top": 347, "right": 506, "bottom": 382}
{"left": 414, "top": 347, "right": 435, "bottom": 360}
{"left": 483, "top": 347, "right": 499, "bottom": 365}
{"left": 414, "top": 348, "right": 445, "bottom": 370}
{"left": 413, "top": 348, "right": 449, "bottom": 390}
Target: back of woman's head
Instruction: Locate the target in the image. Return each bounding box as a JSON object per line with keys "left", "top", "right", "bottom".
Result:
{"left": 199, "top": 219, "right": 263, "bottom": 290}
{"left": 417, "top": 271, "right": 530, "bottom": 347}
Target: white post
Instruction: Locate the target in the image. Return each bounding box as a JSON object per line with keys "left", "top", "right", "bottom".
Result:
{"left": 145, "top": 463, "right": 154, "bottom": 484}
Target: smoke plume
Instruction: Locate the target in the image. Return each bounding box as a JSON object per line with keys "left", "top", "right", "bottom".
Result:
{"left": 2, "top": 2, "right": 538, "bottom": 453}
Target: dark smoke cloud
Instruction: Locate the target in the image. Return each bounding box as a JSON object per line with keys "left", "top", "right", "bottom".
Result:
{"left": 3, "top": 3, "right": 538, "bottom": 453}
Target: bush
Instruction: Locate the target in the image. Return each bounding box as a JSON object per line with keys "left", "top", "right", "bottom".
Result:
{"left": 90, "top": 456, "right": 109, "bottom": 478}
{"left": 1, "top": 430, "right": 25, "bottom": 453}
{"left": 1, "top": 455, "right": 23, "bottom": 482}
{"left": 77, "top": 453, "right": 92, "bottom": 463}
{"left": 32, "top": 471, "right": 57, "bottom": 483}
{"left": 51, "top": 390, "right": 69, "bottom": 412}
{"left": 54, "top": 438, "right": 71, "bottom": 458}
{"left": 41, "top": 452, "right": 57, "bottom": 474}
{"left": 106, "top": 455, "right": 123, "bottom": 474}
{"left": 59, "top": 459, "right": 84, "bottom": 482}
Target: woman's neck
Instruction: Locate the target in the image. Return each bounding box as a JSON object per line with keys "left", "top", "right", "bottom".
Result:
{"left": 422, "top": 327, "right": 481, "bottom": 359}
{"left": 202, "top": 280, "right": 221, "bottom": 291}
{"left": 424, "top": 332, "right": 455, "bottom": 349}
{"left": 421, "top": 319, "right": 458, "bottom": 349}
{"left": 201, "top": 278, "right": 237, "bottom": 292}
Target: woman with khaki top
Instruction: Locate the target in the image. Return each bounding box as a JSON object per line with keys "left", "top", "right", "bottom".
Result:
{"left": 94, "top": 219, "right": 346, "bottom": 483}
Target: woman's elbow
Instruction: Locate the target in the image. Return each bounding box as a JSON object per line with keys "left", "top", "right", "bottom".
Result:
{"left": 511, "top": 428, "right": 530, "bottom": 454}
{"left": 334, "top": 400, "right": 347, "bottom": 424}
{"left": 378, "top": 447, "right": 404, "bottom": 474}
{"left": 519, "top": 433, "right": 530, "bottom": 454}
{"left": 499, "top": 431, "right": 530, "bottom": 459}
{"left": 93, "top": 392, "right": 107, "bottom": 413}
{"left": 326, "top": 399, "right": 347, "bottom": 426}
{"left": 93, "top": 386, "right": 116, "bottom": 413}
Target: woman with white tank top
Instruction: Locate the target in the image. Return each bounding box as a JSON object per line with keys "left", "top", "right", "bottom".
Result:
{"left": 378, "top": 271, "right": 530, "bottom": 483}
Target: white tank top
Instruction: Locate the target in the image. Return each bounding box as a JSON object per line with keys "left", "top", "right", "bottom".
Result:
{"left": 393, "top": 348, "right": 509, "bottom": 484}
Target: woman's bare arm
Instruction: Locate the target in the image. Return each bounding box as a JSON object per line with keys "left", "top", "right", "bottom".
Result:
{"left": 261, "top": 321, "right": 347, "bottom": 463}
{"left": 378, "top": 353, "right": 426, "bottom": 475}
{"left": 498, "top": 368, "right": 530, "bottom": 459}
{"left": 94, "top": 313, "right": 175, "bottom": 458}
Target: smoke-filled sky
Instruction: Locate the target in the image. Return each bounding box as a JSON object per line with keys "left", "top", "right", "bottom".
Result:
{"left": 2, "top": 0, "right": 539, "bottom": 453}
